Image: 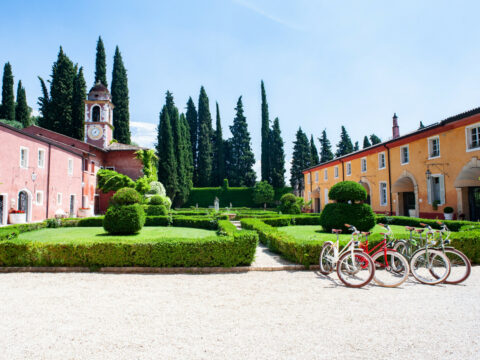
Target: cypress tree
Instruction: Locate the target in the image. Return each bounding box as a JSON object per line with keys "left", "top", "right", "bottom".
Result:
{"left": 370, "top": 134, "right": 382, "bottom": 145}
{"left": 71, "top": 67, "right": 86, "bottom": 140}
{"left": 270, "top": 117, "right": 285, "bottom": 188}
{"left": 335, "top": 126, "right": 354, "bottom": 157}
{"left": 310, "top": 135, "right": 319, "bottom": 164}
{"left": 354, "top": 141, "right": 359, "bottom": 151}
{"left": 15, "top": 81, "right": 30, "bottom": 127}
{"left": 212, "top": 102, "right": 225, "bottom": 186}
{"left": 229, "top": 96, "right": 256, "bottom": 186}
{"left": 260, "top": 80, "right": 270, "bottom": 182}
{"left": 1, "top": 62, "right": 15, "bottom": 120}
{"left": 318, "top": 129, "right": 334, "bottom": 163}
{"left": 363, "top": 135, "right": 372, "bottom": 149}
{"left": 111, "top": 46, "right": 131, "bottom": 144}
{"left": 181, "top": 112, "right": 193, "bottom": 189}
{"left": 37, "top": 77, "right": 50, "bottom": 129}
{"left": 156, "top": 105, "right": 177, "bottom": 199}
{"left": 95, "top": 36, "right": 108, "bottom": 86}
{"left": 186, "top": 97, "right": 198, "bottom": 184}
{"left": 197, "top": 86, "right": 213, "bottom": 186}
{"left": 290, "top": 127, "right": 310, "bottom": 191}
{"left": 419, "top": 121, "right": 425, "bottom": 129}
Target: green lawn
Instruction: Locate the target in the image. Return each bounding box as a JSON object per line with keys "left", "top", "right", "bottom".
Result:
{"left": 17, "top": 227, "right": 218, "bottom": 244}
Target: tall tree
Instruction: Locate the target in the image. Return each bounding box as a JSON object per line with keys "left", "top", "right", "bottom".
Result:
{"left": 71, "top": 67, "right": 86, "bottom": 140}
{"left": 212, "top": 102, "right": 225, "bottom": 186}
{"left": 310, "top": 135, "right": 319, "bottom": 164}
{"left": 363, "top": 135, "right": 371, "bottom": 149}
{"left": 111, "top": 46, "right": 131, "bottom": 144}
{"left": 229, "top": 96, "right": 256, "bottom": 186}
{"left": 95, "top": 36, "right": 107, "bottom": 86}
{"left": 15, "top": 81, "right": 29, "bottom": 127}
{"left": 370, "top": 134, "right": 382, "bottom": 145}
{"left": 0, "top": 62, "right": 15, "bottom": 120}
{"left": 335, "top": 126, "right": 354, "bottom": 157}
{"left": 318, "top": 129, "right": 334, "bottom": 163}
{"left": 37, "top": 77, "right": 50, "bottom": 129}
{"left": 290, "top": 127, "right": 310, "bottom": 191}
{"left": 354, "top": 141, "right": 359, "bottom": 151}
{"left": 185, "top": 97, "right": 198, "bottom": 184}
{"left": 180, "top": 112, "right": 193, "bottom": 188}
{"left": 269, "top": 117, "right": 286, "bottom": 188}
{"left": 156, "top": 105, "right": 177, "bottom": 199}
{"left": 197, "top": 86, "right": 213, "bottom": 186}
{"left": 260, "top": 80, "right": 271, "bottom": 182}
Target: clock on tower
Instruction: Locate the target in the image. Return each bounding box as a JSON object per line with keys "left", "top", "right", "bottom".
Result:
{"left": 84, "top": 81, "right": 114, "bottom": 149}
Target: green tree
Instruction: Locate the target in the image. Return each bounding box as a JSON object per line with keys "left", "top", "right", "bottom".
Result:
{"left": 290, "top": 127, "right": 310, "bottom": 191}
{"left": 354, "top": 141, "right": 359, "bottom": 151}
{"left": 253, "top": 181, "right": 274, "bottom": 209}
{"left": 180, "top": 112, "right": 194, "bottom": 188}
{"left": 363, "top": 135, "right": 371, "bottom": 149}
{"left": 260, "top": 80, "right": 271, "bottom": 182}
{"left": 197, "top": 86, "right": 213, "bottom": 186}
{"left": 15, "top": 81, "right": 30, "bottom": 127}
{"left": 186, "top": 97, "right": 198, "bottom": 184}
{"left": 95, "top": 36, "right": 107, "bottom": 86}
{"left": 335, "top": 126, "right": 354, "bottom": 157}
{"left": 134, "top": 149, "right": 158, "bottom": 181}
{"left": 111, "top": 46, "right": 131, "bottom": 144}
{"left": 229, "top": 96, "right": 256, "bottom": 186}
{"left": 269, "top": 117, "right": 285, "bottom": 187}
{"left": 310, "top": 135, "right": 319, "bottom": 164}
{"left": 318, "top": 129, "right": 334, "bottom": 163}
{"left": 419, "top": 121, "right": 425, "bottom": 129}
{"left": 370, "top": 134, "right": 382, "bottom": 145}
{"left": 212, "top": 102, "right": 225, "bottom": 186}
{"left": 156, "top": 105, "right": 177, "bottom": 199}
{"left": 0, "top": 62, "right": 15, "bottom": 120}
{"left": 71, "top": 67, "right": 86, "bottom": 140}
{"left": 37, "top": 77, "right": 50, "bottom": 129}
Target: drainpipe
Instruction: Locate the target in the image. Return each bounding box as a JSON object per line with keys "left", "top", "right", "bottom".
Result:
{"left": 385, "top": 144, "right": 393, "bottom": 215}
{"left": 341, "top": 160, "right": 345, "bottom": 181}
{"left": 46, "top": 144, "right": 51, "bottom": 219}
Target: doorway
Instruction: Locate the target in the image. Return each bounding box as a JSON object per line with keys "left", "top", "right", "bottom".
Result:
{"left": 0, "top": 195, "right": 3, "bottom": 225}
{"left": 18, "top": 191, "right": 29, "bottom": 219}
{"left": 402, "top": 192, "right": 415, "bottom": 216}
{"left": 315, "top": 198, "right": 321, "bottom": 213}
{"left": 69, "top": 195, "right": 75, "bottom": 217}
{"left": 468, "top": 187, "right": 480, "bottom": 221}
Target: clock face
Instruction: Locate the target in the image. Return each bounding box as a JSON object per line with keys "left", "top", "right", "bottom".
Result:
{"left": 88, "top": 125, "right": 103, "bottom": 140}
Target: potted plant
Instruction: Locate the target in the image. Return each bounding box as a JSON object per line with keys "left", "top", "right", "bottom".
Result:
{"left": 77, "top": 207, "right": 91, "bottom": 218}
{"left": 432, "top": 200, "right": 440, "bottom": 211}
{"left": 443, "top": 206, "right": 454, "bottom": 220}
{"left": 8, "top": 209, "right": 26, "bottom": 224}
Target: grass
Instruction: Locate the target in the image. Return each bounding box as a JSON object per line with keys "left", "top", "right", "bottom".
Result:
{"left": 16, "top": 227, "right": 218, "bottom": 244}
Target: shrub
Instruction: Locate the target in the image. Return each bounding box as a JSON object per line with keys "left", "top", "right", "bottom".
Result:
{"left": 46, "top": 218, "right": 62, "bottom": 228}
{"left": 0, "top": 227, "right": 19, "bottom": 241}
{"left": 218, "top": 220, "right": 238, "bottom": 236}
{"left": 320, "top": 203, "right": 375, "bottom": 232}
{"left": 183, "top": 187, "right": 255, "bottom": 208}
{"left": 144, "top": 216, "right": 172, "bottom": 227}
{"left": 252, "top": 181, "right": 274, "bottom": 208}
{"left": 111, "top": 187, "right": 142, "bottom": 206}
{"left": 172, "top": 216, "right": 218, "bottom": 230}
{"left": 444, "top": 206, "right": 454, "bottom": 214}
{"left": 149, "top": 195, "right": 171, "bottom": 209}
{"left": 375, "top": 215, "right": 476, "bottom": 232}
{"left": 145, "top": 205, "right": 168, "bottom": 216}
{"left": 77, "top": 216, "right": 104, "bottom": 227}
{"left": 279, "top": 193, "right": 301, "bottom": 214}
{"left": 147, "top": 181, "right": 166, "bottom": 196}
{"left": 328, "top": 181, "right": 367, "bottom": 203}
{"left": 103, "top": 204, "right": 146, "bottom": 235}
{"left": 450, "top": 230, "right": 480, "bottom": 264}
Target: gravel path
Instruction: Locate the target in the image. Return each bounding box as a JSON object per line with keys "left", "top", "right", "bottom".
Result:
{"left": 0, "top": 269, "right": 479, "bottom": 359}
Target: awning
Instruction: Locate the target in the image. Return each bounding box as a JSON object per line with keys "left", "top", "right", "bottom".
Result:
{"left": 392, "top": 177, "right": 414, "bottom": 193}
{"left": 454, "top": 166, "right": 480, "bottom": 187}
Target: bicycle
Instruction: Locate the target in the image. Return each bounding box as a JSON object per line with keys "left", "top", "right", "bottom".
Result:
{"left": 360, "top": 224, "right": 410, "bottom": 287}
{"left": 319, "top": 224, "right": 375, "bottom": 288}
{"left": 393, "top": 224, "right": 451, "bottom": 285}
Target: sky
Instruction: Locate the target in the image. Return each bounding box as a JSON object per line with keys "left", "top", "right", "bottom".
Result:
{"left": 2, "top": 0, "right": 480, "bottom": 180}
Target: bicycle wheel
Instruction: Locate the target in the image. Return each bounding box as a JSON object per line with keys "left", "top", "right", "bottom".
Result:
{"left": 392, "top": 240, "right": 409, "bottom": 272}
{"left": 336, "top": 250, "right": 375, "bottom": 288}
{"left": 431, "top": 248, "right": 471, "bottom": 285}
{"left": 371, "top": 250, "right": 410, "bottom": 288}
{"left": 410, "top": 249, "right": 450, "bottom": 285}
{"left": 319, "top": 242, "right": 335, "bottom": 275}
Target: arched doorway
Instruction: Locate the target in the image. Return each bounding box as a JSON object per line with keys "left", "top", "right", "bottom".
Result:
{"left": 454, "top": 157, "right": 480, "bottom": 220}
{"left": 17, "top": 189, "right": 32, "bottom": 222}
{"left": 359, "top": 178, "right": 371, "bottom": 205}
{"left": 392, "top": 171, "right": 418, "bottom": 217}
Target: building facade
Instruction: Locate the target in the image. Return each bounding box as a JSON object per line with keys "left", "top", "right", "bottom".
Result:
{"left": 303, "top": 109, "right": 480, "bottom": 221}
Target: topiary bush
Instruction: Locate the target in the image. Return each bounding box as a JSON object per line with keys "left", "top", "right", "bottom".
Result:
{"left": 149, "top": 195, "right": 171, "bottom": 209}
{"left": 328, "top": 181, "right": 367, "bottom": 203}
{"left": 320, "top": 203, "right": 375, "bottom": 232}
{"left": 279, "top": 193, "right": 301, "bottom": 214}
{"left": 110, "top": 187, "right": 142, "bottom": 206}
{"left": 147, "top": 181, "right": 166, "bottom": 196}
{"left": 145, "top": 205, "right": 168, "bottom": 216}
{"left": 103, "top": 204, "right": 146, "bottom": 235}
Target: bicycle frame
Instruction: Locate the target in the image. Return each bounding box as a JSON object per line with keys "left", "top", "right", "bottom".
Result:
{"left": 324, "top": 226, "right": 364, "bottom": 270}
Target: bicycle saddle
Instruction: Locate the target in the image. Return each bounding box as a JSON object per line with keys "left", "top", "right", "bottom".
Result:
{"left": 361, "top": 231, "right": 371, "bottom": 236}
{"left": 332, "top": 229, "right": 342, "bottom": 233}
{"left": 415, "top": 229, "right": 425, "bottom": 233}
{"left": 405, "top": 226, "right": 415, "bottom": 231}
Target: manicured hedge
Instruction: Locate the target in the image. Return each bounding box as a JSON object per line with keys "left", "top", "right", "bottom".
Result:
{"left": 262, "top": 215, "right": 321, "bottom": 227}
{"left": 104, "top": 204, "right": 146, "bottom": 235}
{"left": 320, "top": 203, "right": 375, "bottom": 232}
{"left": 450, "top": 231, "right": 480, "bottom": 264}
{"left": 375, "top": 215, "right": 477, "bottom": 232}
{"left": 144, "top": 205, "right": 168, "bottom": 216}
{"left": 218, "top": 220, "right": 238, "bottom": 236}
{"left": 77, "top": 216, "right": 104, "bottom": 227}
{"left": 0, "top": 227, "right": 20, "bottom": 241}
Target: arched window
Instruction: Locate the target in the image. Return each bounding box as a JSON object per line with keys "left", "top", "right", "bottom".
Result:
{"left": 92, "top": 106, "right": 100, "bottom": 122}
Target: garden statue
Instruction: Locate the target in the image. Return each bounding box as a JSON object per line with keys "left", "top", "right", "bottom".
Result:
{"left": 214, "top": 197, "right": 219, "bottom": 212}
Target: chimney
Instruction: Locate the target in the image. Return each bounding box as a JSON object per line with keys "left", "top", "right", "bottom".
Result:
{"left": 392, "top": 113, "right": 400, "bottom": 139}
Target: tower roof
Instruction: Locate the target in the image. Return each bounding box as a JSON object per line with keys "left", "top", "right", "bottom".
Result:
{"left": 88, "top": 81, "right": 111, "bottom": 101}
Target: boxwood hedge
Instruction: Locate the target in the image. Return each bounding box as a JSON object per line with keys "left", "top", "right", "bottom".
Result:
{"left": 375, "top": 215, "right": 477, "bottom": 232}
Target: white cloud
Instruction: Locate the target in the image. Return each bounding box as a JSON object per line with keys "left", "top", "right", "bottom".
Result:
{"left": 130, "top": 121, "right": 157, "bottom": 148}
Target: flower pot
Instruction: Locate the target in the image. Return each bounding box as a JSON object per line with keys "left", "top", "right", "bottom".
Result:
{"left": 77, "top": 208, "right": 92, "bottom": 218}
{"left": 408, "top": 209, "right": 416, "bottom": 217}
{"left": 444, "top": 213, "right": 453, "bottom": 220}
{"left": 8, "top": 213, "right": 26, "bottom": 224}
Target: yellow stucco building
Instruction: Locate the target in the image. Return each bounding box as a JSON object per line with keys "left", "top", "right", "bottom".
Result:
{"left": 303, "top": 109, "right": 480, "bottom": 220}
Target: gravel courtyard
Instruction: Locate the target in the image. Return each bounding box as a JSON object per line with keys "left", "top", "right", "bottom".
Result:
{"left": 0, "top": 269, "right": 479, "bottom": 360}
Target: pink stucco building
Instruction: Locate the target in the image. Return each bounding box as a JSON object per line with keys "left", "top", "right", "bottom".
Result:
{"left": 0, "top": 83, "right": 145, "bottom": 225}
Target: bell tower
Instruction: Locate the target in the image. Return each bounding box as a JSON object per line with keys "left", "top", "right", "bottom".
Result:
{"left": 84, "top": 82, "right": 114, "bottom": 148}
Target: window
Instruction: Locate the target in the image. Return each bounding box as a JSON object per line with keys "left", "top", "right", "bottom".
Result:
{"left": 36, "top": 191, "right": 43, "bottom": 205}
{"left": 334, "top": 166, "right": 339, "bottom": 178}
{"left": 38, "top": 149, "right": 45, "bottom": 168}
{"left": 315, "top": 172, "right": 318, "bottom": 182}
{"left": 346, "top": 162, "right": 352, "bottom": 176}
{"left": 91, "top": 161, "right": 95, "bottom": 173}
{"left": 20, "top": 147, "right": 28, "bottom": 168}
{"left": 324, "top": 188, "right": 329, "bottom": 204}
{"left": 428, "top": 136, "right": 440, "bottom": 158}
{"left": 307, "top": 173, "right": 311, "bottom": 184}
{"left": 308, "top": 191, "right": 311, "bottom": 201}
{"left": 92, "top": 106, "right": 100, "bottom": 122}
{"left": 400, "top": 145, "right": 409, "bottom": 165}
{"left": 378, "top": 152, "right": 386, "bottom": 170}
{"left": 466, "top": 123, "right": 480, "bottom": 151}
{"left": 84, "top": 159, "right": 89, "bottom": 172}
{"left": 68, "top": 158, "right": 73, "bottom": 175}
{"left": 380, "top": 182, "right": 388, "bottom": 206}
{"left": 324, "top": 169, "right": 328, "bottom": 180}
{"left": 105, "top": 166, "right": 115, "bottom": 171}
{"left": 57, "top": 193, "right": 62, "bottom": 206}
{"left": 361, "top": 158, "right": 367, "bottom": 173}
{"left": 427, "top": 174, "right": 445, "bottom": 205}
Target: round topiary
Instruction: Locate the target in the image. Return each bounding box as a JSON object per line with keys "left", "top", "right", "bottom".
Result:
{"left": 149, "top": 195, "right": 164, "bottom": 205}
{"left": 111, "top": 187, "right": 141, "bottom": 206}
{"left": 279, "top": 193, "right": 301, "bottom": 214}
{"left": 147, "top": 181, "right": 166, "bottom": 196}
{"left": 319, "top": 202, "right": 375, "bottom": 232}
{"left": 328, "top": 181, "right": 367, "bottom": 203}
{"left": 146, "top": 204, "right": 168, "bottom": 216}
{"left": 103, "top": 204, "right": 146, "bottom": 235}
